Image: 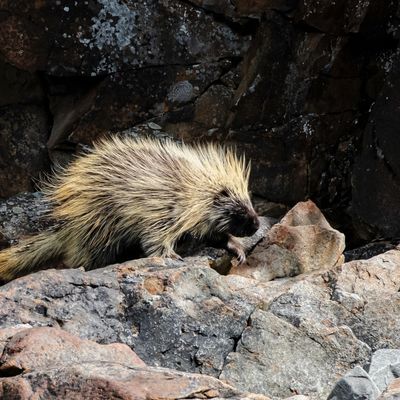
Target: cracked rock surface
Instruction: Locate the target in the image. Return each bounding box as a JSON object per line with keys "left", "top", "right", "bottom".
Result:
{"left": 0, "top": 326, "right": 271, "bottom": 400}
{"left": 0, "top": 229, "right": 399, "bottom": 398}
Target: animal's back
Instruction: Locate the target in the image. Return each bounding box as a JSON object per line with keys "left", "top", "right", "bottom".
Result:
{"left": 0, "top": 135, "right": 258, "bottom": 281}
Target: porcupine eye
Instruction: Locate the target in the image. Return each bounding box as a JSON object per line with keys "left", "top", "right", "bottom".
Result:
{"left": 228, "top": 206, "right": 260, "bottom": 237}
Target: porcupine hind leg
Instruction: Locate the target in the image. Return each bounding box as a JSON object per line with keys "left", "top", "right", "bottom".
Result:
{"left": 141, "top": 236, "right": 183, "bottom": 261}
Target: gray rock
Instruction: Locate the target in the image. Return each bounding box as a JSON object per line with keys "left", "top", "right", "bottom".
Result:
{"left": 327, "top": 366, "right": 381, "bottom": 400}
{"left": 370, "top": 350, "right": 400, "bottom": 377}
{"left": 372, "top": 364, "right": 400, "bottom": 393}
{"left": 0, "top": 192, "right": 53, "bottom": 246}
{"left": 369, "top": 350, "right": 400, "bottom": 392}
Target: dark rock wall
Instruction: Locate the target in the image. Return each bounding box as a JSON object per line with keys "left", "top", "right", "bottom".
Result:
{"left": 0, "top": 0, "right": 399, "bottom": 242}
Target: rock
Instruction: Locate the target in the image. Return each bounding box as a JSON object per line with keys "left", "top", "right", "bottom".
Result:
{"left": 221, "top": 308, "right": 370, "bottom": 399}
{"left": 370, "top": 350, "right": 400, "bottom": 377}
{"left": 345, "top": 241, "right": 400, "bottom": 262}
{"left": 371, "top": 364, "right": 400, "bottom": 394}
{"left": 0, "top": 324, "right": 32, "bottom": 356}
{"left": 230, "top": 201, "right": 345, "bottom": 281}
{"left": 294, "top": 0, "right": 380, "bottom": 34}
{"left": 329, "top": 250, "right": 400, "bottom": 351}
{"left": 369, "top": 350, "right": 400, "bottom": 392}
{"left": 2, "top": 246, "right": 398, "bottom": 398}
{"left": 352, "top": 53, "right": 400, "bottom": 240}
{"left": 378, "top": 378, "right": 400, "bottom": 400}
{"left": 0, "top": 1, "right": 249, "bottom": 76}
{"left": 0, "top": 326, "right": 270, "bottom": 400}
{"left": 1, "top": 364, "right": 272, "bottom": 399}
{"left": 0, "top": 192, "right": 52, "bottom": 246}
{"left": 0, "top": 258, "right": 261, "bottom": 377}
{"left": 283, "top": 397, "right": 311, "bottom": 400}
{"left": 188, "top": 0, "right": 297, "bottom": 19}
{"left": 327, "top": 366, "right": 381, "bottom": 400}
{"left": 51, "top": 61, "right": 234, "bottom": 145}
{"left": 0, "top": 105, "right": 50, "bottom": 198}
{"left": 0, "top": 326, "right": 145, "bottom": 375}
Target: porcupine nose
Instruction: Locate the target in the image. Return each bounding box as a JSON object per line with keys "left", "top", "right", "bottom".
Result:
{"left": 253, "top": 216, "right": 260, "bottom": 231}
{"left": 243, "top": 212, "right": 259, "bottom": 236}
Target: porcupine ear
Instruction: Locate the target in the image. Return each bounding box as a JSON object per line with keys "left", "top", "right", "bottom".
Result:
{"left": 213, "top": 188, "right": 231, "bottom": 206}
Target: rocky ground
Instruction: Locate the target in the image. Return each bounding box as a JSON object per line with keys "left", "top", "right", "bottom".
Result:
{"left": 0, "top": 200, "right": 399, "bottom": 399}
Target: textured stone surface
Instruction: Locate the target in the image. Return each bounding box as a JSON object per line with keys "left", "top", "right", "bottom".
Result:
{"left": 0, "top": 106, "right": 50, "bottom": 198}
{"left": 352, "top": 53, "right": 400, "bottom": 240}
{"left": 221, "top": 308, "right": 369, "bottom": 399}
{"left": 0, "top": 245, "right": 399, "bottom": 398}
{"left": 378, "top": 378, "right": 400, "bottom": 400}
{"left": 327, "top": 366, "right": 381, "bottom": 400}
{"left": 230, "top": 201, "right": 345, "bottom": 281}
{"left": 0, "top": 327, "right": 145, "bottom": 374}
{"left": 369, "top": 350, "right": 400, "bottom": 392}
{"left": 370, "top": 350, "right": 400, "bottom": 377}
{"left": 0, "top": 192, "right": 51, "bottom": 246}
{"left": 0, "top": 327, "right": 269, "bottom": 400}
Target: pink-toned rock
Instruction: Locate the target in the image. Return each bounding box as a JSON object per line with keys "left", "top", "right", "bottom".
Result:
{"left": 0, "top": 363, "right": 272, "bottom": 400}
{"left": 0, "top": 324, "right": 32, "bottom": 356}
{"left": 0, "top": 327, "right": 271, "bottom": 400}
{"left": 230, "top": 200, "right": 345, "bottom": 281}
{"left": 0, "top": 326, "right": 145, "bottom": 375}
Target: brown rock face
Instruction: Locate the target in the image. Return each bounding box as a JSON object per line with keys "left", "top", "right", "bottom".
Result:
{"left": 230, "top": 200, "right": 345, "bottom": 281}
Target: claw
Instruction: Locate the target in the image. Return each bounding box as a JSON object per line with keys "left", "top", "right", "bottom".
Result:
{"left": 168, "top": 251, "right": 184, "bottom": 262}
{"left": 236, "top": 251, "right": 246, "bottom": 265}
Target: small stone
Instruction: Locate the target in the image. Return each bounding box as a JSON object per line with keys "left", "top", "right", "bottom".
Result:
{"left": 148, "top": 122, "right": 162, "bottom": 130}
{"left": 167, "top": 80, "right": 194, "bottom": 104}
{"left": 370, "top": 350, "right": 400, "bottom": 376}
{"left": 327, "top": 366, "right": 381, "bottom": 400}
{"left": 369, "top": 350, "right": 400, "bottom": 392}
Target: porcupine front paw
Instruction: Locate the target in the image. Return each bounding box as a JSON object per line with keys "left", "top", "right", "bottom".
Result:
{"left": 227, "top": 234, "right": 246, "bottom": 265}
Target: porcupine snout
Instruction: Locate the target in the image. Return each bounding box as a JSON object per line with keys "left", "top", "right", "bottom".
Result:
{"left": 228, "top": 207, "right": 260, "bottom": 238}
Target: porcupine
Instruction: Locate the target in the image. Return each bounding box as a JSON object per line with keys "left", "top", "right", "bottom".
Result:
{"left": 0, "top": 136, "right": 260, "bottom": 282}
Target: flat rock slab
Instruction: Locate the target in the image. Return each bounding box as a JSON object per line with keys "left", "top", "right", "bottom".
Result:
{"left": 0, "top": 326, "right": 270, "bottom": 400}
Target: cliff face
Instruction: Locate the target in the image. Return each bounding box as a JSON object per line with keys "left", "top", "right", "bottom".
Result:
{"left": 0, "top": 1, "right": 399, "bottom": 238}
